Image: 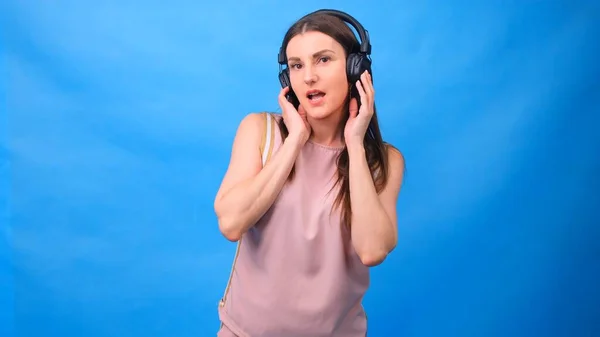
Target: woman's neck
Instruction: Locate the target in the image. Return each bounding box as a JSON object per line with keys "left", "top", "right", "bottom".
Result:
{"left": 307, "top": 110, "right": 346, "bottom": 148}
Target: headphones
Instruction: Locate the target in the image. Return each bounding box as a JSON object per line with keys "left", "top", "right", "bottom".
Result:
{"left": 277, "top": 9, "right": 372, "bottom": 107}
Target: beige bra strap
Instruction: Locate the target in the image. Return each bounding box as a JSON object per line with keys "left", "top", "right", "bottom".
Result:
{"left": 219, "top": 112, "right": 275, "bottom": 311}
{"left": 261, "top": 112, "right": 275, "bottom": 166}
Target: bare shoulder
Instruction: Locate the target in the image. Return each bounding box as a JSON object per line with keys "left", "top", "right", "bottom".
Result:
{"left": 236, "top": 111, "right": 267, "bottom": 135}
{"left": 384, "top": 143, "right": 405, "bottom": 191}
{"left": 385, "top": 144, "right": 405, "bottom": 171}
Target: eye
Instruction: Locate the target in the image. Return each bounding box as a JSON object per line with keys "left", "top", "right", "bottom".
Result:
{"left": 318, "top": 56, "right": 330, "bottom": 63}
{"left": 289, "top": 63, "right": 302, "bottom": 69}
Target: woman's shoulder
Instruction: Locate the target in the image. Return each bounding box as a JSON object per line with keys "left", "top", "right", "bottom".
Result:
{"left": 237, "top": 111, "right": 281, "bottom": 126}
{"left": 264, "top": 111, "right": 283, "bottom": 122}
{"left": 232, "top": 112, "right": 282, "bottom": 153}
{"left": 234, "top": 111, "right": 279, "bottom": 133}
{"left": 384, "top": 143, "right": 404, "bottom": 161}
{"left": 383, "top": 142, "right": 406, "bottom": 175}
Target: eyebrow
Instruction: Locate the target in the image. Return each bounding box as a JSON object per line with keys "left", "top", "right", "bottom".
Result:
{"left": 287, "top": 49, "right": 335, "bottom": 62}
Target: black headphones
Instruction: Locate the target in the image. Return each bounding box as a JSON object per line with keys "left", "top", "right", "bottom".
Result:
{"left": 277, "top": 9, "right": 372, "bottom": 107}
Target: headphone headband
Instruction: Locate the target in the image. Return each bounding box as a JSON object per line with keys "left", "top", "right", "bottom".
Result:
{"left": 278, "top": 9, "right": 371, "bottom": 65}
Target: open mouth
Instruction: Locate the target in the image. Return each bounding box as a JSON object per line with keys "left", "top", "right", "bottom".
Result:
{"left": 307, "top": 90, "right": 326, "bottom": 101}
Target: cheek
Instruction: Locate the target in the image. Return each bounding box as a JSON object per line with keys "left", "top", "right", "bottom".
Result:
{"left": 331, "top": 74, "right": 349, "bottom": 100}
{"left": 287, "top": 71, "right": 301, "bottom": 92}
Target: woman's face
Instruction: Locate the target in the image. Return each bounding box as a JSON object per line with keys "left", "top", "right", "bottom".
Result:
{"left": 285, "top": 31, "right": 349, "bottom": 120}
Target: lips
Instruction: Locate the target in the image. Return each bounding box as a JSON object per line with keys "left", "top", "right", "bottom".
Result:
{"left": 306, "top": 89, "right": 326, "bottom": 101}
{"left": 305, "top": 89, "right": 326, "bottom": 107}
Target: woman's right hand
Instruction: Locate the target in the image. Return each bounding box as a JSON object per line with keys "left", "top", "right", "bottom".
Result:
{"left": 279, "top": 86, "right": 311, "bottom": 145}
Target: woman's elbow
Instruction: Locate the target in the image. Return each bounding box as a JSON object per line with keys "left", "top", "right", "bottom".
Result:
{"left": 357, "top": 241, "right": 396, "bottom": 267}
{"left": 217, "top": 216, "right": 243, "bottom": 242}
{"left": 358, "top": 250, "right": 388, "bottom": 267}
{"left": 214, "top": 199, "right": 245, "bottom": 242}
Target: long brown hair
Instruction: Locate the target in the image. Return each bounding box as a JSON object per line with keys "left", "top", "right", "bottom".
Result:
{"left": 278, "top": 12, "right": 393, "bottom": 230}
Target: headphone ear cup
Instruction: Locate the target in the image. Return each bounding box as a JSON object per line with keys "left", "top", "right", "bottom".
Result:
{"left": 278, "top": 67, "right": 300, "bottom": 108}
{"left": 346, "top": 53, "right": 371, "bottom": 84}
{"left": 279, "top": 67, "right": 291, "bottom": 89}
{"left": 347, "top": 53, "right": 372, "bottom": 107}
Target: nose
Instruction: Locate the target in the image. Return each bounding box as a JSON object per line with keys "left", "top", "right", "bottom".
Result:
{"left": 302, "top": 64, "right": 317, "bottom": 85}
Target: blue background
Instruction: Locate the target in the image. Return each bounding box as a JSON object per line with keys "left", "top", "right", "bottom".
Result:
{"left": 2, "top": 1, "right": 599, "bottom": 336}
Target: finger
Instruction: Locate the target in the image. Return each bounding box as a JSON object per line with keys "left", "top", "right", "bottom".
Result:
{"left": 279, "top": 87, "right": 296, "bottom": 119}
{"left": 278, "top": 86, "right": 290, "bottom": 105}
{"left": 361, "top": 71, "right": 374, "bottom": 103}
{"left": 278, "top": 88, "right": 289, "bottom": 119}
{"left": 348, "top": 97, "right": 358, "bottom": 118}
{"left": 356, "top": 80, "right": 368, "bottom": 108}
{"left": 367, "top": 71, "right": 375, "bottom": 100}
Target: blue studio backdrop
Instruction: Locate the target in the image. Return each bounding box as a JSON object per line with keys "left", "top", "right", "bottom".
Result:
{"left": 2, "top": 1, "right": 599, "bottom": 336}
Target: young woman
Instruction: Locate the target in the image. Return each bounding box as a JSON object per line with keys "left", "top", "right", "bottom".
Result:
{"left": 213, "top": 9, "right": 405, "bottom": 337}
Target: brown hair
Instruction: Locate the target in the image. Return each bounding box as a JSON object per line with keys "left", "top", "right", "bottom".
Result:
{"left": 278, "top": 12, "right": 394, "bottom": 230}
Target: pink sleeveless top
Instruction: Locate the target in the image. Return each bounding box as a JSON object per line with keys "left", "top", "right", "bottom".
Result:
{"left": 218, "top": 113, "right": 369, "bottom": 337}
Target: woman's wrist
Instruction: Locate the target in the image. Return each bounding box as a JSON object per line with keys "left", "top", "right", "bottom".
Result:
{"left": 286, "top": 132, "right": 309, "bottom": 149}
{"left": 346, "top": 139, "right": 365, "bottom": 157}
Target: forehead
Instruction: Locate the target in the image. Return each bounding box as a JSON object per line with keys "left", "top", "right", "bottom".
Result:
{"left": 286, "top": 31, "right": 343, "bottom": 57}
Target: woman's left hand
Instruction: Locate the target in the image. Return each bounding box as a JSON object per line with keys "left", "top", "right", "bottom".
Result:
{"left": 344, "top": 70, "right": 375, "bottom": 148}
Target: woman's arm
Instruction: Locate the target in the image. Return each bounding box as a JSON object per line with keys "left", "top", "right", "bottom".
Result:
{"left": 347, "top": 143, "right": 405, "bottom": 266}
{"left": 214, "top": 112, "right": 305, "bottom": 242}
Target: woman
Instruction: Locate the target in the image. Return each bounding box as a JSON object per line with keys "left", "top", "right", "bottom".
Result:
{"left": 213, "top": 9, "right": 405, "bottom": 337}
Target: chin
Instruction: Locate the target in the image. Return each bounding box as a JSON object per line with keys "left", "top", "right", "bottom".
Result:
{"left": 306, "top": 106, "right": 334, "bottom": 120}
{"left": 303, "top": 100, "right": 343, "bottom": 120}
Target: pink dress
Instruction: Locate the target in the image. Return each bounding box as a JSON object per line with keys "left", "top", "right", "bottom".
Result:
{"left": 217, "top": 113, "right": 369, "bottom": 337}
